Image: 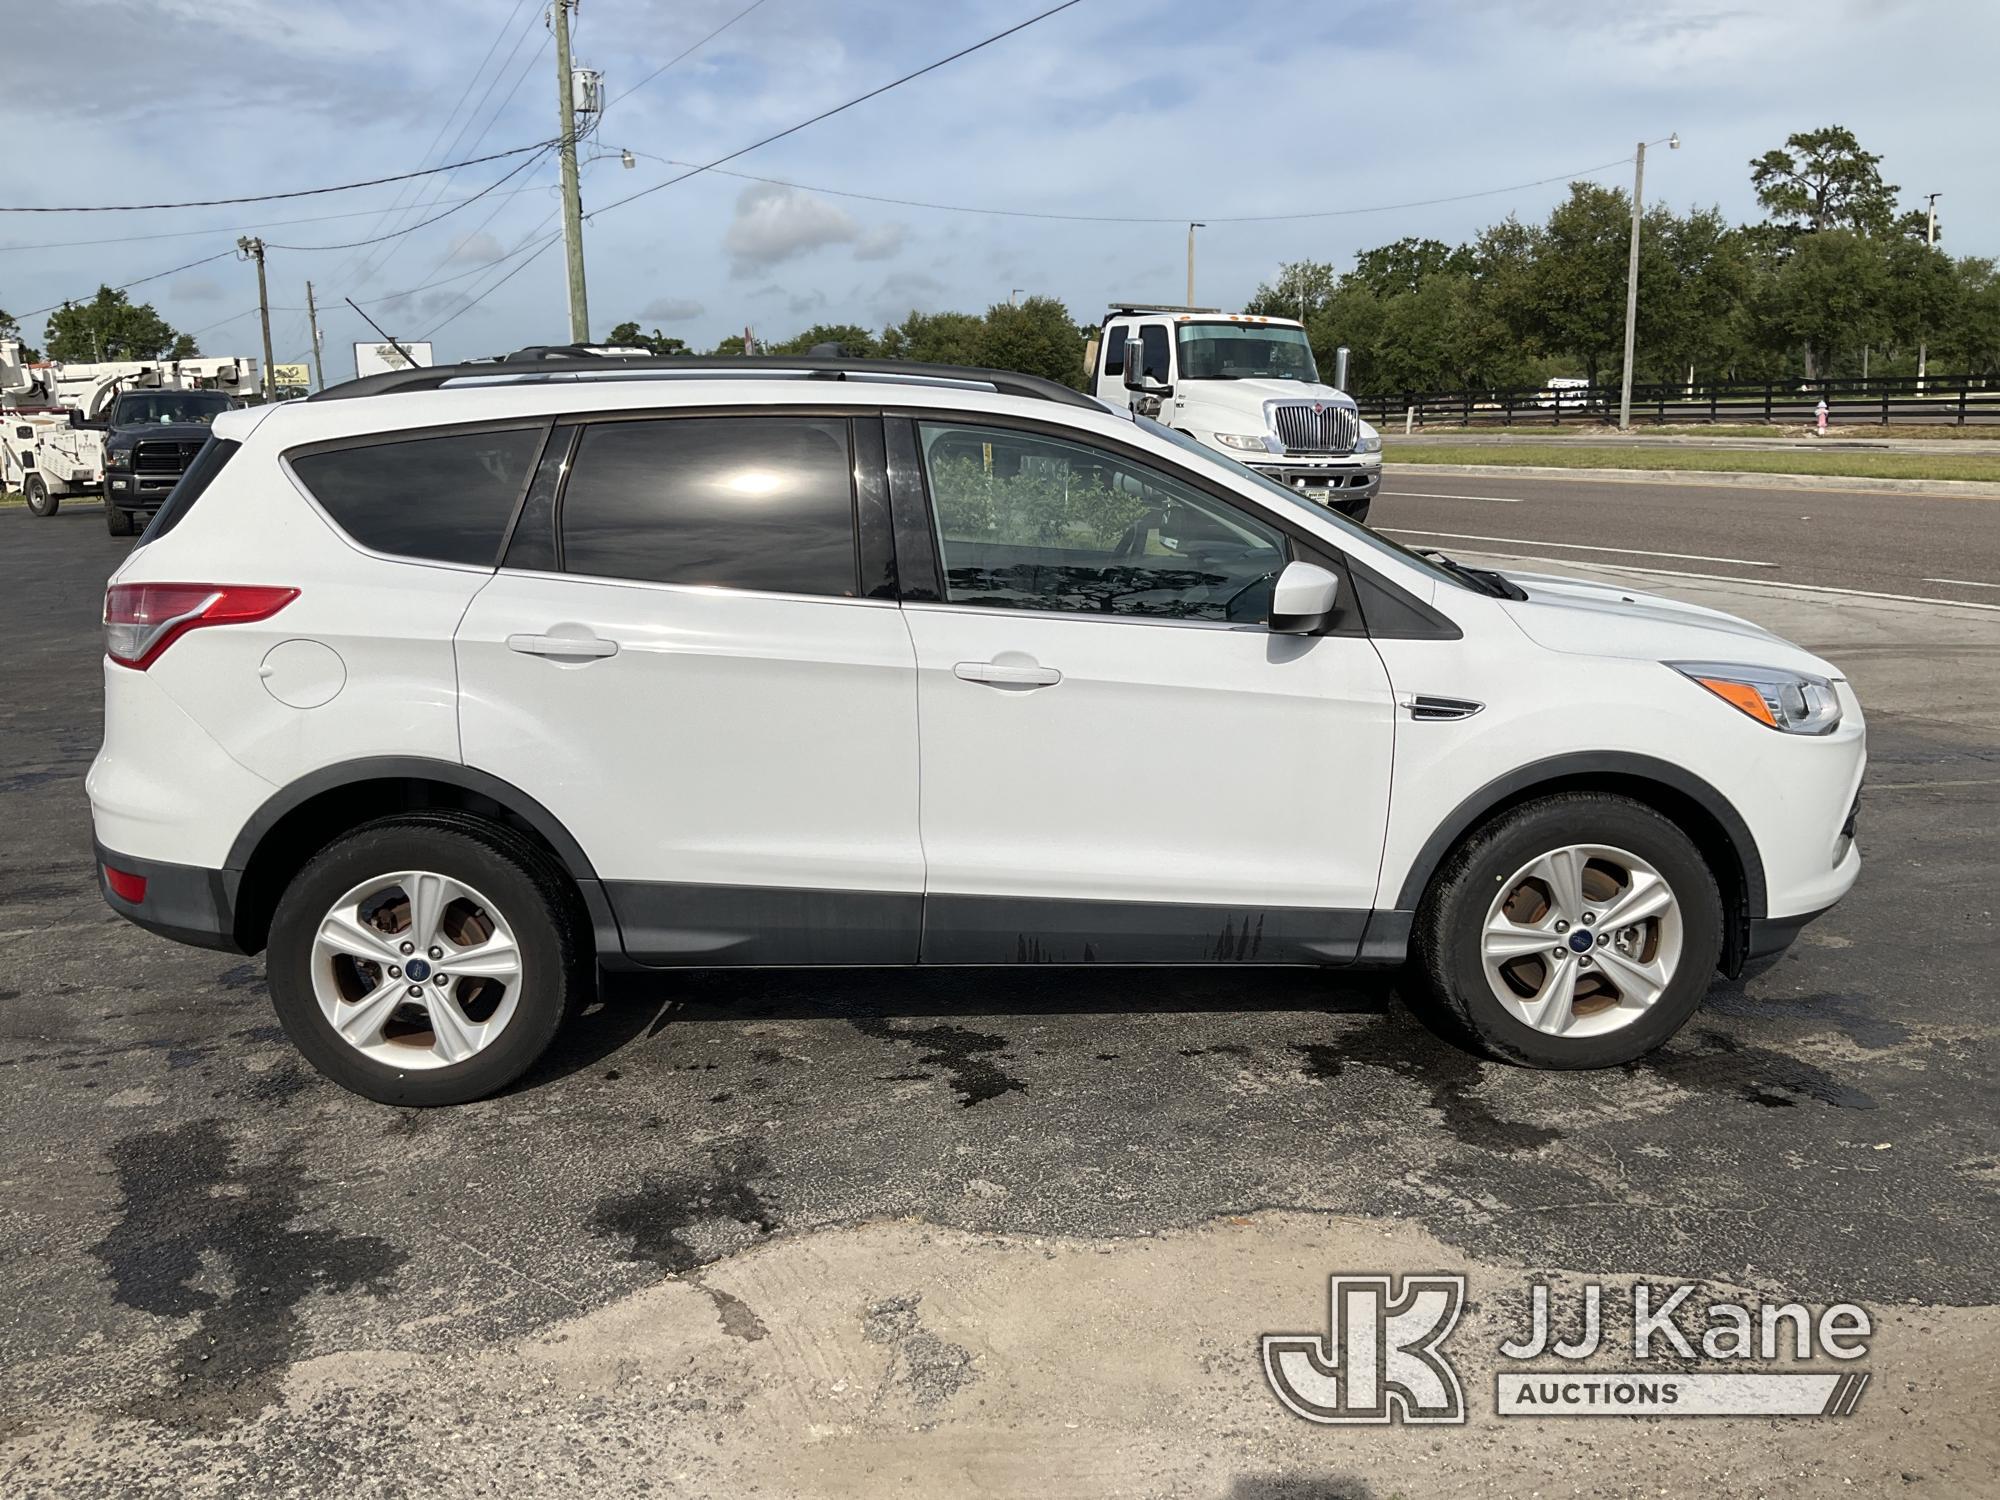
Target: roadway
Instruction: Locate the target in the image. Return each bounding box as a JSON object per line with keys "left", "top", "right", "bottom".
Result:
{"left": 1372, "top": 466, "right": 2000, "bottom": 608}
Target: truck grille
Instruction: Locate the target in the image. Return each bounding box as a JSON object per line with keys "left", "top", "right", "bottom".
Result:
{"left": 134, "top": 440, "right": 202, "bottom": 475}
{"left": 1271, "top": 402, "right": 1359, "bottom": 454}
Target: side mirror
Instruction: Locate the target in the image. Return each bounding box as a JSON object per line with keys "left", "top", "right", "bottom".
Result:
{"left": 1269, "top": 560, "right": 1341, "bottom": 635}
{"left": 1121, "top": 337, "right": 1147, "bottom": 392}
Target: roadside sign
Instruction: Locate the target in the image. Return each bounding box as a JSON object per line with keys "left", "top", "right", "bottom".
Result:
{"left": 353, "top": 340, "right": 435, "bottom": 378}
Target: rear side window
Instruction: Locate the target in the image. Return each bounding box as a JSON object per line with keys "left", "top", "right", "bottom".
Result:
{"left": 1102, "top": 323, "right": 1131, "bottom": 376}
{"left": 559, "top": 416, "right": 858, "bottom": 597}
{"left": 290, "top": 426, "right": 543, "bottom": 566}
{"left": 136, "top": 435, "right": 239, "bottom": 546}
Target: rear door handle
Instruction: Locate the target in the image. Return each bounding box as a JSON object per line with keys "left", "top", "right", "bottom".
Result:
{"left": 507, "top": 632, "right": 619, "bottom": 660}
{"left": 954, "top": 660, "right": 1061, "bottom": 687}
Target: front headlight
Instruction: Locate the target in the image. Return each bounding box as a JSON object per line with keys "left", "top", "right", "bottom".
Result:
{"left": 1354, "top": 421, "right": 1382, "bottom": 455}
{"left": 1213, "top": 432, "right": 1269, "bottom": 452}
{"left": 1670, "top": 661, "right": 1843, "bottom": 735}
{"left": 105, "top": 447, "right": 131, "bottom": 469}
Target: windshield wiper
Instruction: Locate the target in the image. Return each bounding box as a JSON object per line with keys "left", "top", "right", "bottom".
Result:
{"left": 1419, "top": 549, "right": 1525, "bottom": 600}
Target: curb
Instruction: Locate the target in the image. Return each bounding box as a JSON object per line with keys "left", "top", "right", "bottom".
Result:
{"left": 1383, "top": 462, "right": 2000, "bottom": 498}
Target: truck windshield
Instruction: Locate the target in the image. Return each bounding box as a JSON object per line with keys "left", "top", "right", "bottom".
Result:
{"left": 113, "top": 392, "right": 233, "bottom": 426}
{"left": 1176, "top": 323, "right": 1319, "bottom": 382}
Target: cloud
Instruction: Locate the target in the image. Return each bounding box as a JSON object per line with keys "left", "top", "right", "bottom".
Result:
{"left": 854, "top": 223, "right": 908, "bottom": 262}
{"left": 445, "top": 231, "right": 505, "bottom": 265}
{"left": 640, "top": 296, "right": 705, "bottom": 322}
{"left": 173, "top": 276, "right": 223, "bottom": 302}
{"left": 724, "top": 182, "right": 860, "bottom": 276}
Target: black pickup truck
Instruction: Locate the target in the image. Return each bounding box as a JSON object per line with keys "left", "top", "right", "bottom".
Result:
{"left": 98, "top": 389, "right": 236, "bottom": 536}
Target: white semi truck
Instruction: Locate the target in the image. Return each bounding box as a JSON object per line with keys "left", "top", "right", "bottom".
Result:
{"left": 1088, "top": 305, "right": 1381, "bottom": 522}
{"left": 1, "top": 341, "right": 258, "bottom": 531}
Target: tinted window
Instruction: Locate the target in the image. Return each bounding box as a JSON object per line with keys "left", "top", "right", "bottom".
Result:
{"left": 291, "top": 426, "right": 542, "bottom": 566}
{"left": 114, "top": 391, "right": 233, "bottom": 426}
{"left": 560, "top": 416, "right": 858, "bottom": 597}
{"left": 917, "top": 422, "right": 1287, "bottom": 621}
{"left": 137, "top": 435, "right": 238, "bottom": 546}
{"left": 1102, "top": 323, "right": 1131, "bottom": 376}
{"left": 1140, "top": 325, "right": 1171, "bottom": 382}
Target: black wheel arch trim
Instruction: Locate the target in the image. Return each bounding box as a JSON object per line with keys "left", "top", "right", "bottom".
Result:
{"left": 223, "top": 756, "right": 622, "bottom": 959}
{"left": 1392, "top": 750, "right": 1767, "bottom": 921}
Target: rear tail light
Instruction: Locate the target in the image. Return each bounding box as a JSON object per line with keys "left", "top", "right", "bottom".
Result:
{"left": 103, "top": 583, "right": 298, "bottom": 669}
{"left": 103, "top": 865, "right": 148, "bottom": 903}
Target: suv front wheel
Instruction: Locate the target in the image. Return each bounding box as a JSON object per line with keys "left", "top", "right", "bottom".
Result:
{"left": 266, "top": 814, "right": 585, "bottom": 1104}
{"left": 1415, "top": 793, "right": 1724, "bottom": 1068}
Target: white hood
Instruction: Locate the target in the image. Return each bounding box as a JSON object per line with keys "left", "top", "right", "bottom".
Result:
{"left": 1498, "top": 570, "right": 1842, "bottom": 679}
{"left": 1180, "top": 377, "right": 1353, "bottom": 409}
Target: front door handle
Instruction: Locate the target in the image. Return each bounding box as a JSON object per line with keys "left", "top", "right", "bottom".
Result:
{"left": 507, "top": 632, "right": 619, "bottom": 660}
{"left": 954, "top": 660, "right": 1061, "bottom": 687}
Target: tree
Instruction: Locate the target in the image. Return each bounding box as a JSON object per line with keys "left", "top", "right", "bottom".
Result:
{"left": 772, "top": 323, "right": 878, "bottom": 357}
{"left": 977, "top": 295, "right": 1084, "bottom": 388}
{"left": 44, "top": 286, "right": 188, "bottom": 363}
{"left": 1750, "top": 126, "right": 1899, "bottom": 236}
{"left": 1245, "top": 260, "right": 1339, "bottom": 321}
{"left": 1752, "top": 229, "right": 1890, "bottom": 380}
{"left": 0, "top": 308, "right": 38, "bottom": 362}
{"left": 880, "top": 308, "right": 985, "bottom": 366}
{"left": 1346, "top": 238, "right": 1472, "bottom": 298}
{"left": 168, "top": 333, "right": 201, "bottom": 359}
{"left": 605, "top": 320, "right": 688, "bottom": 356}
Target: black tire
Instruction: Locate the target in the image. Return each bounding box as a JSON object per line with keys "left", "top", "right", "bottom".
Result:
{"left": 105, "top": 499, "right": 135, "bottom": 536}
{"left": 266, "top": 813, "right": 588, "bottom": 1105}
{"left": 23, "top": 474, "right": 57, "bottom": 517}
{"left": 1413, "top": 792, "right": 1724, "bottom": 1069}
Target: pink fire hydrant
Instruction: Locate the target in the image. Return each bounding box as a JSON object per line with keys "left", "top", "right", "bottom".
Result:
{"left": 1816, "top": 398, "right": 1829, "bottom": 437}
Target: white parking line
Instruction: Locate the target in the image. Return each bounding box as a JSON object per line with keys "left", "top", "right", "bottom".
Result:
{"left": 1437, "top": 550, "right": 2000, "bottom": 613}
{"left": 1378, "top": 489, "right": 1524, "bottom": 504}
{"left": 1380, "top": 527, "right": 1776, "bottom": 568}
{"left": 1923, "top": 577, "right": 2000, "bottom": 589}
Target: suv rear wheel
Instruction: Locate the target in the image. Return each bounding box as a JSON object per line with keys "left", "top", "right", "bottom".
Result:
{"left": 1414, "top": 793, "right": 1723, "bottom": 1068}
{"left": 266, "top": 814, "right": 585, "bottom": 1104}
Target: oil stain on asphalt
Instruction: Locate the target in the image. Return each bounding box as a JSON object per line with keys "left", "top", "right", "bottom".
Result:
{"left": 89, "top": 1119, "right": 405, "bottom": 1429}
{"left": 850, "top": 1017, "right": 1027, "bottom": 1107}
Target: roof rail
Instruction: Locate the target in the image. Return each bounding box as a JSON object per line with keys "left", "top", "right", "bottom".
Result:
{"left": 1105, "top": 303, "right": 1221, "bottom": 316}
{"left": 311, "top": 353, "right": 1102, "bottom": 409}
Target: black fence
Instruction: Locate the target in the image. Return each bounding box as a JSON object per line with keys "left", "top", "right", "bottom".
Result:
{"left": 1350, "top": 375, "right": 2000, "bottom": 429}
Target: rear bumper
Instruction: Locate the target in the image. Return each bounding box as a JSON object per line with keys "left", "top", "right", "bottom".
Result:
{"left": 94, "top": 840, "right": 245, "bottom": 952}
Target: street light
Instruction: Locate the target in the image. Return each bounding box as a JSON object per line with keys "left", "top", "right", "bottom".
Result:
{"left": 1617, "top": 132, "right": 1679, "bottom": 432}
{"left": 1186, "top": 222, "right": 1205, "bottom": 307}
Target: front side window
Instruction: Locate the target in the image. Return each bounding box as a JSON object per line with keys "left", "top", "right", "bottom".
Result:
{"left": 1139, "top": 325, "right": 1171, "bottom": 383}
{"left": 917, "top": 422, "right": 1287, "bottom": 622}
{"left": 290, "top": 425, "right": 543, "bottom": 566}
{"left": 560, "top": 415, "right": 858, "bottom": 597}
{"left": 1102, "top": 323, "right": 1131, "bottom": 376}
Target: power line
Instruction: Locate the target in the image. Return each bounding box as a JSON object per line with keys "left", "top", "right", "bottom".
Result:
{"left": 422, "top": 231, "right": 564, "bottom": 339}
{"left": 18, "top": 249, "right": 236, "bottom": 319}
{"left": 586, "top": 0, "right": 1087, "bottom": 221}
{"left": 265, "top": 146, "right": 556, "bottom": 252}
{"left": 625, "top": 150, "right": 1639, "bottom": 225}
{"left": 0, "top": 139, "right": 557, "bottom": 214}
{"left": 604, "top": 0, "right": 772, "bottom": 109}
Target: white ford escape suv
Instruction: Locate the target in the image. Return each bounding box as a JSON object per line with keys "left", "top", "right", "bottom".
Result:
{"left": 88, "top": 351, "right": 1865, "bottom": 1106}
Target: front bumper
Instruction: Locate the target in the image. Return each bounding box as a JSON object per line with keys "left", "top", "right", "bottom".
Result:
{"left": 1246, "top": 458, "right": 1380, "bottom": 519}
{"left": 95, "top": 840, "right": 245, "bottom": 952}
{"left": 104, "top": 472, "right": 182, "bottom": 511}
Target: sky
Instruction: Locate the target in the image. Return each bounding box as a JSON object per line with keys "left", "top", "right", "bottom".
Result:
{"left": 0, "top": 0, "right": 1989, "bottom": 376}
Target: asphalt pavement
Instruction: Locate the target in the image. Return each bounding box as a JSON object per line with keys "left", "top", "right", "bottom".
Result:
{"left": 1374, "top": 466, "right": 2000, "bottom": 606}
{"left": 3, "top": 490, "right": 1998, "bottom": 1496}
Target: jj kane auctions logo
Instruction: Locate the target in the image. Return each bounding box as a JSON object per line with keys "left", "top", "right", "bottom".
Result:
{"left": 1263, "top": 1275, "right": 1872, "bottom": 1423}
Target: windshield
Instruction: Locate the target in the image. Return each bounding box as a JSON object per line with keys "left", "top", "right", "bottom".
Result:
{"left": 1134, "top": 414, "right": 1473, "bottom": 593}
{"left": 113, "top": 391, "right": 233, "bottom": 426}
{"left": 1176, "top": 322, "right": 1319, "bottom": 382}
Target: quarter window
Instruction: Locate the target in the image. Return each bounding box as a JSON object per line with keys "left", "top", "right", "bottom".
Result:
{"left": 916, "top": 423, "right": 1288, "bottom": 622}
{"left": 559, "top": 416, "right": 859, "bottom": 597}
{"left": 290, "top": 426, "right": 543, "bottom": 566}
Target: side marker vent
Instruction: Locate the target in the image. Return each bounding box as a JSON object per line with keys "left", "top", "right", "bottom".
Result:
{"left": 1405, "top": 695, "right": 1484, "bottom": 722}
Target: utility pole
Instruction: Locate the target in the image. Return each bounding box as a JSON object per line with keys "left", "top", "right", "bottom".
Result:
{"left": 1618, "top": 133, "right": 1677, "bottom": 432}
{"left": 237, "top": 236, "right": 275, "bottom": 401}
{"left": 1918, "top": 191, "right": 1941, "bottom": 392}
{"left": 553, "top": 0, "right": 589, "bottom": 343}
{"left": 1186, "top": 222, "right": 1205, "bottom": 307}
{"left": 305, "top": 280, "right": 325, "bottom": 392}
